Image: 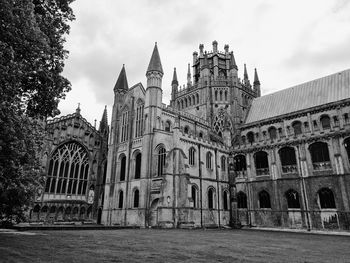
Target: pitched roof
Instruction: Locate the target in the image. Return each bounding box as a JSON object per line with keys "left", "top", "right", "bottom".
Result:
{"left": 114, "top": 65, "right": 128, "bottom": 92}
{"left": 245, "top": 69, "right": 350, "bottom": 124}
{"left": 147, "top": 43, "right": 163, "bottom": 74}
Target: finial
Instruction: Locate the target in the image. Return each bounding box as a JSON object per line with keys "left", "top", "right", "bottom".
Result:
{"left": 94, "top": 119, "right": 97, "bottom": 128}
{"left": 76, "top": 103, "right": 81, "bottom": 115}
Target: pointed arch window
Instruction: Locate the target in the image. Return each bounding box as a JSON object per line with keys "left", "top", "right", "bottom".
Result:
{"left": 45, "top": 142, "right": 89, "bottom": 196}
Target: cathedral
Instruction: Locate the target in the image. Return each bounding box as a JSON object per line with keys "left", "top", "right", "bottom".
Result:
{"left": 32, "top": 41, "right": 350, "bottom": 230}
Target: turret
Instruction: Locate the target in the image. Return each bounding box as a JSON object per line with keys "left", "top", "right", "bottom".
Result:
{"left": 144, "top": 42, "right": 163, "bottom": 133}
{"left": 212, "top": 40, "right": 218, "bottom": 53}
{"left": 253, "top": 68, "right": 261, "bottom": 97}
{"left": 113, "top": 65, "right": 129, "bottom": 105}
{"left": 171, "top": 67, "right": 178, "bottom": 103}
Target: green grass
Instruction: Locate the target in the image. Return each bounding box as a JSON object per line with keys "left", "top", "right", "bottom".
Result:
{"left": 0, "top": 229, "right": 349, "bottom": 262}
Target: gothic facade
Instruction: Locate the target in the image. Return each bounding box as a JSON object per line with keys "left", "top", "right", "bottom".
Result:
{"left": 30, "top": 107, "right": 109, "bottom": 223}
{"left": 102, "top": 41, "right": 350, "bottom": 230}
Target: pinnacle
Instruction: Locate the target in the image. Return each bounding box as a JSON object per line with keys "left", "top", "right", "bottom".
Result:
{"left": 172, "top": 67, "right": 178, "bottom": 85}
{"left": 146, "top": 42, "right": 163, "bottom": 74}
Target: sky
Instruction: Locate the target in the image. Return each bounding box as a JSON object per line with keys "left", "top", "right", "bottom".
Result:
{"left": 58, "top": 0, "right": 350, "bottom": 126}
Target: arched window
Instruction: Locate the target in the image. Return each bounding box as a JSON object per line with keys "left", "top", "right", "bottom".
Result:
{"left": 165, "top": 121, "right": 171, "bottom": 132}
{"left": 121, "top": 110, "right": 129, "bottom": 142}
{"left": 215, "top": 90, "right": 218, "bottom": 101}
{"left": 241, "top": 136, "right": 246, "bottom": 144}
{"left": 320, "top": 115, "right": 331, "bottom": 130}
{"left": 247, "top": 132, "right": 255, "bottom": 144}
{"left": 65, "top": 207, "right": 71, "bottom": 216}
{"left": 192, "top": 95, "right": 196, "bottom": 105}
{"left": 33, "top": 205, "right": 40, "bottom": 213}
{"left": 80, "top": 207, "right": 86, "bottom": 218}
{"left": 181, "top": 100, "right": 184, "bottom": 109}
{"left": 157, "top": 146, "right": 166, "bottom": 177}
{"left": 223, "top": 190, "right": 229, "bottom": 210}
{"left": 135, "top": 103, "right": 144, "bottom": 138}
{"left": 185, "top": 98, "right": 188, "bottom": 108}
{"left": 224, "top": 90, "right": 228, "bottom": 101}
{"left": 344, "top": 137, "right": 350, "bottom": 162}
{"left": 208, "top": 188, "right": 215, "bottom": 209}
{"left": 134, "top": 152, "right": 141, "bottom": 179}
{"left": 234, "top": 155, "right": 247, "bottom": 177}
{"left": 49, "top": 206, "right": 56, "bottom": 214}
{"left": 196, "top": 93, "right": 199, "bottom": 104}
{"left": 41, "top": 206, "right": 48, "bottom": 213}
{"left": 44, "top": 142, "right": 89, "bottom": 196}
{"left": 268, "top": 127, "right": 277, "bottom": 141}
{"left": 199, "top": 132, "right": 203, "bottom": 138}
{"left": 254, "top": 151, "right": 269, "bottom": 176}
{"left": 309, "top": 142, "right": 331, "bottom": 171}
{"left": 184, "top": 126, "right": 189, "bottom": 134}
{"left": 221, "top": 156, "right": 226, "bottom": 172}
{"left": 219, "top": 90, "right": 223, "bottom": 101}
{"left": 133, "top": 189, "right": 139, "bottom": 208}
{"left": 177, "top": 101, "right": 180, "bottom": 110}
{"left": 259, "top": 190, "right": 271, "bottom": 208}
{"left": 318, "top": 188, "right": 336, "bottom": 209}
{"left": 118, "top": 191, "right": 123, "bottom": 208}
{"left": 189, "top": 147, "right": 195, "bottom": 166}
{"left": 191, "top": 185, "right": 198, "bottom": 208}
{"left": 120, "top": 155, "right": 126, "bottom": 181}
{"left": 279, "top": 147, "right": 297, "bottom": 174}
{"left": 285, "top": 189, "right": 300, "bottom": 209}
{"left": 206, "top": 152, "right": 212, "bottom": 169}
{"left": 292, "top": 121, "right": 302, "bottom": 136}
{"left": 188, "top": 96, "right": 192, "bottom": 106}
{"left": 237, "top": 192, "right": 247, "bottom": 208}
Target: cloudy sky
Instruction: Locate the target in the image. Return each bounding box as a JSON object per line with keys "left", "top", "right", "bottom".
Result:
{"left": 58, "top": 0, "right": 350, "bottom": 126}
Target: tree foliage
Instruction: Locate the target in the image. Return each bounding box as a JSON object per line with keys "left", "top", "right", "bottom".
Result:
{"left": 0, "top": 0, "right": 75, "bottom": 224}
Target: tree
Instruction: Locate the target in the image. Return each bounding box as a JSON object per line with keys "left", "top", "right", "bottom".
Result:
{"left": 0, "top": 0, "right": 75, "bottom": 225}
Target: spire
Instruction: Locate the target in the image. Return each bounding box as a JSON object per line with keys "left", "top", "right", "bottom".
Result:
{"left": 113, "top": 65, "right": 128, "bottom": 92}
{"left": 172, "top": 67, "right": 178, "bottom": 85}
{"left": 230, "top": 52, "right": 237, "bottom": 70}
{"left": 99, "top": 105, "right": 108, "bottom": 133}
{"left": 146, "top": 42, "right": 163, "bottom": 74}
{"left": 244, "top": 64, "right": 249, "bottom": 80}
{"left": 254, "top": 68, "right": 260, "bottom": 85}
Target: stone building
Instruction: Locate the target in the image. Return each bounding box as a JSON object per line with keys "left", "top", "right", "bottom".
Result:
{"left": 102, "top": 41, "right": 350, "bottom": 230}
{"left": 30, "top": 106, "right": 109, "bottom": 223}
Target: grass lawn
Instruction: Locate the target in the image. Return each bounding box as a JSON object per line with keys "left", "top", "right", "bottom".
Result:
{"left": 0, "top": 228, "right": 349, "bottom": 262}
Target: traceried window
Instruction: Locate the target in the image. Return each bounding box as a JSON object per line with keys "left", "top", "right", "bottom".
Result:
{"left": 285, "top": 189, "right": 300, "bottom": 209}
{"left": 206, "top": 152, "right": 212, "bottom": 169}
{"left": 45, "top": 142, "right": 89, "bottom": 195}
{"left": 121, "top": 110, "right": 129, "bottom": 142}
{"left": 156, "top": 146, "right": 166, "bottom": 177}
{"left": 135, "top": 103, "right": 144, "bottom": 138}
{"left": 189, "top": 147, "right": 195, "bottom": 166}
